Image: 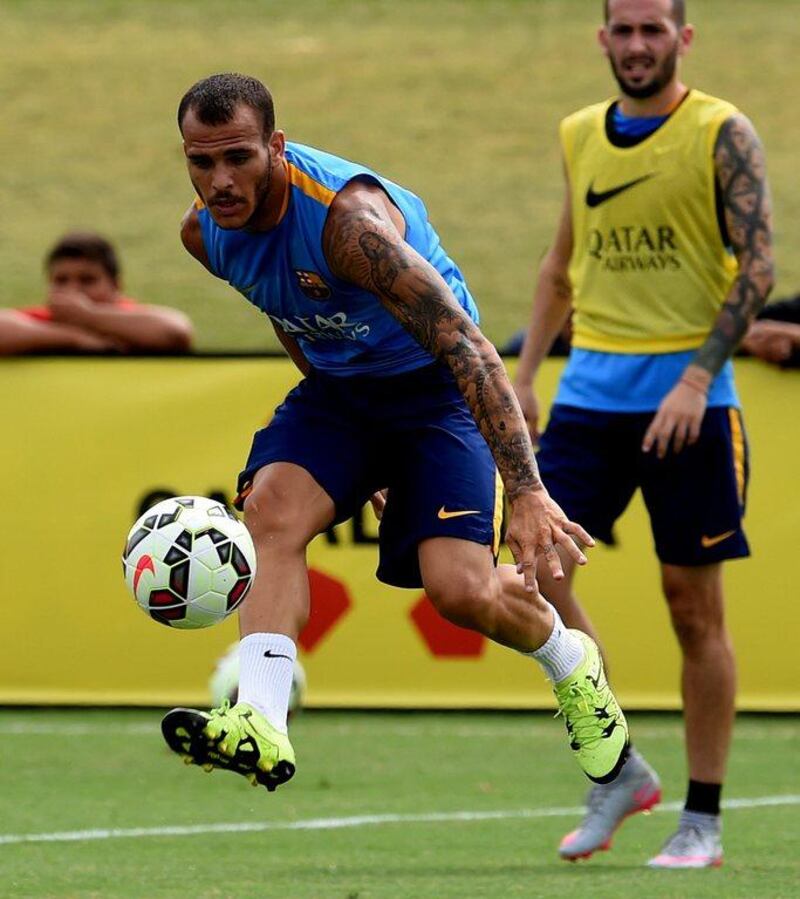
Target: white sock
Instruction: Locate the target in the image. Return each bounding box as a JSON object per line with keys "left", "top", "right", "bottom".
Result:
{"left": 523, "top": 604, "right": 585, "bottom": 684}
{"left": 236, "top": 633, "right": 297, "bottom": 734}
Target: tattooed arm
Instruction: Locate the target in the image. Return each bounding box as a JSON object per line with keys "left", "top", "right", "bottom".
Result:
{"left": 642, "top": 115, "right": 775, "bottom": 458}
{"left": 322, "top": 180, "right": 593, "bottom": 587}
{"left": 693, "top": 115, "right": 775, "bottom": 375}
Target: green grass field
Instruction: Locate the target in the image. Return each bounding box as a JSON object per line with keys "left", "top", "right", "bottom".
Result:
{"left": 2, "top": 709, "right": 798, "bottom": 897}
{"left": 2, "top": 0, "right": 799, "bottom": 350}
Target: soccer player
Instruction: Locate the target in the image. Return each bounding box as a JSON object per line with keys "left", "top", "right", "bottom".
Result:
{"left": 0, "top": 232, "right": 193, "bottom": 354}
{"left": 513, "top": 0, "right": 774, "bottom": 869}
{"left": 161, "top": 73, "right": 631, "bottom": 796}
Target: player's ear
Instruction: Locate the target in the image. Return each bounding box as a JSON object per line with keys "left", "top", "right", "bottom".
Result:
{"left": 268, "top": 130, "right": 286, "bottom": 158}
{"left": 678, "top": 23, "right": 694, "bottom": 56}
{"left": 598, "top": 26, "right": 610, "bottom": 57}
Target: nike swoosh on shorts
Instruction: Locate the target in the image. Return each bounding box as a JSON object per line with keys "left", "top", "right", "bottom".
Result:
{"left": 437, "top": 507, "right": 480, "bottom": 520}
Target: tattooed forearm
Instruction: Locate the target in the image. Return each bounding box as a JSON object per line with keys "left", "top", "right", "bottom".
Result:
{"left": 324, "top": 196, "right": 541, "bottom": 500}
{"left": 693, "top": 115, "right": 775, "bottom": 376}
{"left": 358, "top": 227, "right": 542, "bottom": 499}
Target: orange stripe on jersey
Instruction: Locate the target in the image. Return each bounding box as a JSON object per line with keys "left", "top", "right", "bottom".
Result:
{"left": 193, "top": 196, "right": 205, "bottom": 210}
{"left": 288, "top": 163, "right": 337, "bottom": 206}
{"left": 728, "top": 409, "right": 746, "bottom": 506}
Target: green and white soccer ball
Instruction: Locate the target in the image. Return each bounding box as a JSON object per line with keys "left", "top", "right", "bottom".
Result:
{"left": 209, "top": 642, "right": 307, "bottom": 715}
{"left": 122, "top": 496, "right": 256, "bottom": 629}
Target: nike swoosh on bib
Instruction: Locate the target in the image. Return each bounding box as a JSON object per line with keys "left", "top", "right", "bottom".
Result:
{"left": 585, "top": 173, "right": 656, "bottom": 208}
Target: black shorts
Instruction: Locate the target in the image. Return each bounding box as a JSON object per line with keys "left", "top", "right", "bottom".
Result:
{"left": 236, "top": 364, "right": 502, "bottom": 588}
{"left": 537, "top": 404, "right": 749, "bottom": 566}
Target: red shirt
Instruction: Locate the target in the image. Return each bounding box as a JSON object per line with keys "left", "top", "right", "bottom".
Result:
{"left": 16, "top": 298, "right": 139, "bottom": 321}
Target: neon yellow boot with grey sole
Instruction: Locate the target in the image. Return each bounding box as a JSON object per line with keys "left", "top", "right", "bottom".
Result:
{"left": 162, "top": 701, "right": 296, "bottom": 791}
{"left": 553, "top": 630, "right": 630, "bottom": 784}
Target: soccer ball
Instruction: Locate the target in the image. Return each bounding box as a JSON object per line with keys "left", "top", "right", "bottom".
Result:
{"left": 122, "top": 496, "right": 256, "bottom": 629}
{"left": 209, "top": 642, "right": 307, "bottom": 715}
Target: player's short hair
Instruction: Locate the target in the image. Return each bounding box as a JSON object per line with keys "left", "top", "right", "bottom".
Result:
{"left": 45, "top": 232, "right": 120, "bottom": 281}
{"left": 604, "top": 0, "right": 686, "bottom": 26}
{"left": 177, "top": 73, "right": 275, "bottom": 136}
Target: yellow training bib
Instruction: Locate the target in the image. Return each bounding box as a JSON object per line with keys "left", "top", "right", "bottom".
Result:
{"left": 562, "top": 90, "right": 739, "bottom": 354}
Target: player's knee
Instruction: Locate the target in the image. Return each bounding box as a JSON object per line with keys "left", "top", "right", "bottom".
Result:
{"left": 425, "top": 570, "right": 497, "bottom": 633}
{"left": 663, "top": 577, "right": 725, "bottom": 650}
{"left": 242, "top": 479, "right": 316, "bottom": 550}
{"left": 668, "top": 602, "right": 711, "bottom": 650}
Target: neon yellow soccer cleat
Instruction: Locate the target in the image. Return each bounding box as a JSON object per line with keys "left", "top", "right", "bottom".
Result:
{"left": 554, "top": 630, "right": 630, "bottom": 784}
{"left": 161, "top": 701, "right": 296, "bottom": 792}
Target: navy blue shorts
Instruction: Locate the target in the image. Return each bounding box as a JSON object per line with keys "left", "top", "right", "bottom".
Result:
{"left": 537, "top": 405, "right": 749, "bottom": 566}
{"left": 236, "top": 364, "right": 502, "bottom": 588}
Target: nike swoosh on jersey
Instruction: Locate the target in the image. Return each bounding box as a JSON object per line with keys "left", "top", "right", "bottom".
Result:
{"left": 585, "top": 173, "right": 656, "bottom": 208}
{"left": 437, "top": 507, "right": 481, "bottom": 520}
{"left": 701, "top": 529, "right": 736, "bottom": 548}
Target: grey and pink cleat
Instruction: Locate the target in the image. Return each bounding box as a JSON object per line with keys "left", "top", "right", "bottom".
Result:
{"left": 647, "top": 817, "right": 723, "bottom": 869}
{"left": 559, "top": 748, "right": 662, "bottom": 861}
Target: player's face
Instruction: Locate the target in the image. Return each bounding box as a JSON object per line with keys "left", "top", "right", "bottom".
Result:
{"left": 182, "top": 105, "right": 285, "bottom": 230}
{"left": 600, "top": 0, "right": 691, "bottom": 100}
{"left": 47, "top": 259, "right": 118, "bottom": 304}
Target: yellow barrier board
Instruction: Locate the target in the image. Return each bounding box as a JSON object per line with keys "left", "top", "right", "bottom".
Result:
{"left": 1, "top": 357, "right": 798, "bottom": 710}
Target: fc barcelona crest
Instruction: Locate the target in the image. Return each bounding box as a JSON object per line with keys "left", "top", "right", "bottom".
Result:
{"left": 295, "top": 270, "right": 331, "bottom": 301}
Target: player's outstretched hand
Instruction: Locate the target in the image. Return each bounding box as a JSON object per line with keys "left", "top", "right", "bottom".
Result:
{"left": 642, "top": 379, "right": 708, "bottom": 459}
{"left": 505, "top": 490, "right": 594, "bottom": 593}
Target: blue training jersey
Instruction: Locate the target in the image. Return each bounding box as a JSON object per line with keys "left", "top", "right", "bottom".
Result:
{"left": 197, "top": 142, "right": 479, "bottom": 376}
{"left": 556, "top": 349, "right": 739, "bottom": 412}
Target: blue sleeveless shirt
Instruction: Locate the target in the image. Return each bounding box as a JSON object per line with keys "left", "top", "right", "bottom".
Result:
{"left": 197, "top": 142, "right": 479, "bottom": 376}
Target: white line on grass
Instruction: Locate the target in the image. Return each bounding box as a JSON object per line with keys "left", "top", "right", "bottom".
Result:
{"left": 0, "top": 795, "right": 797, "bottom": 847}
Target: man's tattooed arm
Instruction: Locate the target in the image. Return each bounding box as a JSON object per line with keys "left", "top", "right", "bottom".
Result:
{"left": 322, "top": 182, "right": 541, "bottom": 501}
{"left": 691, "top": 114, "right": 775, "bottom": 378}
